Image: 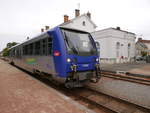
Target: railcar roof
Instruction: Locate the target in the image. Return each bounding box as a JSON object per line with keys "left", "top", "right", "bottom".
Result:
{"left": 9, "top": 29, "right": 53, "bottom": 50}
{"left": 10, "top": 26, "right": 90, "bottom": 50}
{"left": 59, "top": 26, "right": 89, "bottom": 33}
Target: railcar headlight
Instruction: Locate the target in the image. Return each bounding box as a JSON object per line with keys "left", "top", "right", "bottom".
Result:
{"left": 67, "top": 58, "right": 71, "bottom": 62}
{"left": 96, "top": 58, "right": 99, "bottom": 62}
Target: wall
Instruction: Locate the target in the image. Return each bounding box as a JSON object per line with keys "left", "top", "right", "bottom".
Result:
{"left": 92, "top": 29, "right": 113, "bottom": 58}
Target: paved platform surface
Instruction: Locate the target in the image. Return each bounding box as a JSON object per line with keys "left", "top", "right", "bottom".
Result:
{"left": 0, "top": 59, "right": 93, "bottom": 113}
{"left": 101, "top": 62, "right": 150, "bottom": 76}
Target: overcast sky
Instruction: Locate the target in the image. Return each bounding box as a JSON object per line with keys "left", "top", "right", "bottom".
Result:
{"left": 0, "top": 0, "right": 150, "bottom": 51}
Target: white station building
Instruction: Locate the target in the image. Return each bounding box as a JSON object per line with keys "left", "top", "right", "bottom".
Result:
{"left": 60, "top": 9, "right": 136, "bottom": 64}
{"left": 92, "top": 27, "right": 136, "bottom": 63}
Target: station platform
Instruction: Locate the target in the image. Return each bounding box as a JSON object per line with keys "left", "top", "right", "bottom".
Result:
{"left": 101, "top": 62, "right": 150, "bottom": 76}
{"left": 0, "top": 59, "right": 94, "bottom": 113}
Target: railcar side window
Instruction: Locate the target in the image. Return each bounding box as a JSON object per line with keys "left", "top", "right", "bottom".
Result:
{"left": 12, "top": 49, "right": 15, "bottom": 56}
{"left": 48, "top": 37, "right": 52, "bottom": 55}
{"left": 16, "top": 48, "right": 19, "bottom": 57}
{"left": 35, "top": 41, "right": 41, "bottom": 55}
{"left": 42, "top": 38, "right": 47, "bottom": 55}
{"left": 23, "top": 46, "right": 25, "bottom": 55}
{"left": 20, "top": 35, "right": 52, "bottom": 56}
{"left": 24, "top": 45, "right": 28, "bottom": 55}
{"left": 29, "top": 43, "right": 33, "bottom": 55}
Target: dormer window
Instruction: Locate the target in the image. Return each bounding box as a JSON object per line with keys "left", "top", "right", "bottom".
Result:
{"left": 82, "top": 21, "right": 86, "bottom": 26}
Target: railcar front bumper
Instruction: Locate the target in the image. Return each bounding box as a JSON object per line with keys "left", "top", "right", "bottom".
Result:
{"left": 65, "top": 64, "right": 101, "bottom": 88}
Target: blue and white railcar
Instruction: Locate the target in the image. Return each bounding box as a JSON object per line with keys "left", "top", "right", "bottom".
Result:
{"left": 9, "top": 26, "right": 101, "bottom": 88}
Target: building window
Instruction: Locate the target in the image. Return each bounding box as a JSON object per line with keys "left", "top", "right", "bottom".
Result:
{"left": 128, "top": 43, "right": 131, "bottom": 57}
{"left": 82, "top": 21, "right": 86, "bottom": 26}
{"left": 116, "top": 42, "right": 120, "bottom": 57}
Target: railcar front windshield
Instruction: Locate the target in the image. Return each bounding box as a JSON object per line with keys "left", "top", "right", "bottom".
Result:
{"left": 61, "top": 28, "right": 97, "bottom": 56}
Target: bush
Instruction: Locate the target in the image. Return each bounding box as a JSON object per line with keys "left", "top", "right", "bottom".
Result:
{"left": 141, "top": 51, "right": 147, "bottom": 57}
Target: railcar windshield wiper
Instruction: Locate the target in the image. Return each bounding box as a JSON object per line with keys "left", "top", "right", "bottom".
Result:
{"left": 64, "top": 32, "right": 79, "bottom": 55}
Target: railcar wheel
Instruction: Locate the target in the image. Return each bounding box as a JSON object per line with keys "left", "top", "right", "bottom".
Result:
{"left": 10, "top": 61, "right": 14, "bottom": 65}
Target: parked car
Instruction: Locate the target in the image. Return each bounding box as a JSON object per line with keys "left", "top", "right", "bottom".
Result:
{"left": 146, "top": 55, "right": 150, "bottom": 63}
{"left": 135, "top": 56, "right": 146, "bottom": 61}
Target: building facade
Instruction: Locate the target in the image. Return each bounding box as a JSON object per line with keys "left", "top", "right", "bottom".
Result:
{"left": 59, "top": 10, "right": 137, "bottom": 64}
{"left": 136, "top": 38, "right": 150, "bottom": 56}
{"left": 92, "top": 27, "right": 136, "bottom": 64}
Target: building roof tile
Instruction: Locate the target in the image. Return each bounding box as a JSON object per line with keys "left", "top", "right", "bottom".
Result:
{"left": 138, "top": 40, "right": 150, "bottom": 43}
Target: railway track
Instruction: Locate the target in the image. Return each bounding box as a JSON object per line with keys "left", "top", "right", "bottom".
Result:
{"left": 37, "top": 77, "right": 116, "bottom": 113}
{"left": 101, "top": 71, "right": 150, "bottom": 85}
{"left": 31, "top": 74, "right": 150, "bottom": 113}
{"left": 65, "top": 87, "right": 150, "bottom": 113}
{"left": 7, "top": 62, "right": 150, "bottom": 113}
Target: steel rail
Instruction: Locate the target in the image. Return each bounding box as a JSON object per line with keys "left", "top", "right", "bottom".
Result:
{"left": 101, "top": 72, "right": 150, "bottom": 85}
{"left": 6, "top": 60, "right": 150, "bottom": 113}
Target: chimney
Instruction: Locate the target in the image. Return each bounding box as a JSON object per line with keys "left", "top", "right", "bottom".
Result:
{"left": 64, "top": 15, "right": 69, "bottom": 23}
{"left": 87, "top": 11, "right": 91, "bottom": 19}
{"left": 41, "top": 28, "right": 44, "bottom": 32}
{"left": 27, "top": 37, "right": 29, "bottom": 40}
{"left": 138, "top": 38, "right": 142, "bottom": 41}
{"left": 75, "top": 9, "right": 80, "bottom": 17}
{"left": 45, "top": 26, "right": 49, "bottom": 30}
{"left": 116, "top": 27, "right": 121, "bottom": 30}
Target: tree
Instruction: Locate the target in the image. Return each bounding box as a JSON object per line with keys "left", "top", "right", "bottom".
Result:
{"left": 2, "top": 48, "right": 10, "bottom": 57}
{"left": 141, "top": 51, "right": 147, "bottom": 57}
{"left": 2, "top": 42, "right": 18, "bottom": 56}
{"left": 6, "top": 42, "right": 18, "bottom": 48}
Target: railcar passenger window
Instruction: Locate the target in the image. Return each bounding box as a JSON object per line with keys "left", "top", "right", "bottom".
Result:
{"left": 42, "top": 39, "right": 47, "bottom": 55}
{"left": 23, "top": 45, "right": 28, "bottom": 55}
{"left": 16, "top": 48, "right": 19, "bottom": 57}
{"left": 14, "top": 48, "right": 17, "bottom": 56}
{"left": 29, "top": 43, "right": 33, "bottom": 55}
{"left": 35, "top": 41, "right": 41, "bottom": 55}
{"left": 23, "top": 46, "right": 25, "bottom": 55}
{"left": 13, "top": 49, "right": 15, "bottom": 56}
{"left": 47, "top": 37, "right": 52, "bottom": 55}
